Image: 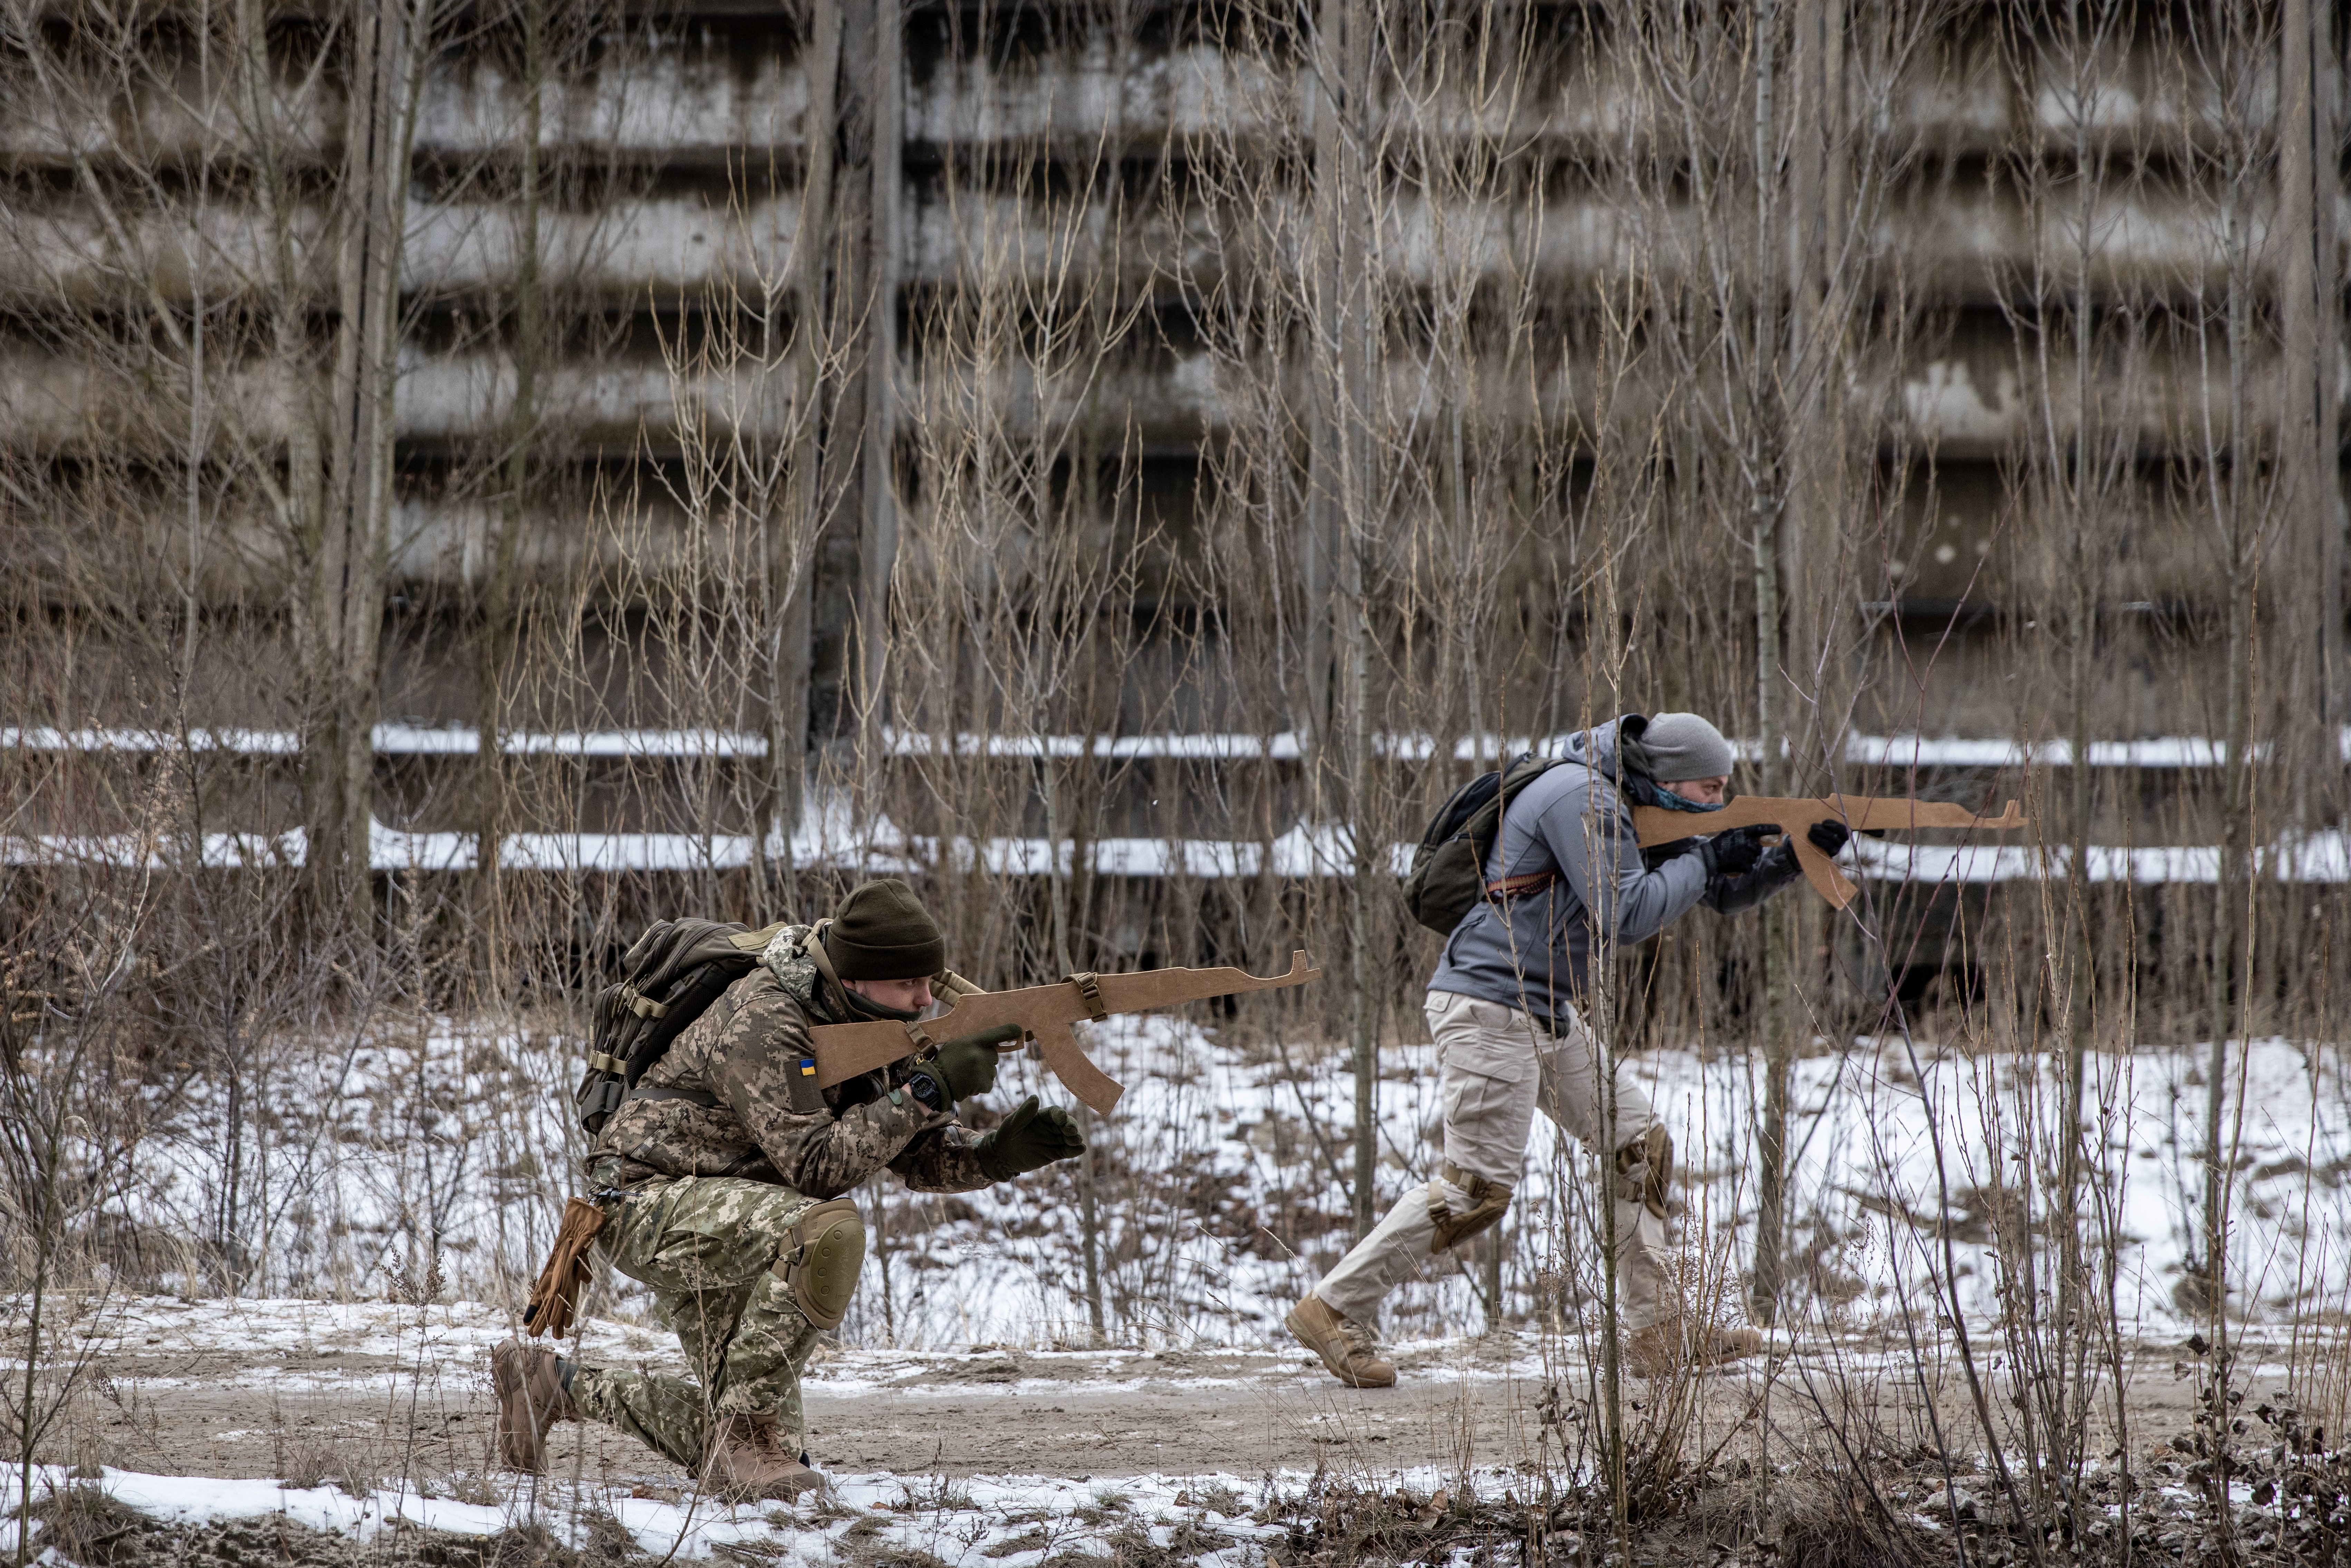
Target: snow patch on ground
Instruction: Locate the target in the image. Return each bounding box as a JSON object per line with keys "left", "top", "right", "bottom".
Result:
{"left": 0, "top": 1460, "right": 1430, "bottom": 1565}
{"left": 64, "top": 1009, "right": 2351, "bottom": 1353}
{"left": 72, "top": 1295, "right": 658, "bottom": 1366}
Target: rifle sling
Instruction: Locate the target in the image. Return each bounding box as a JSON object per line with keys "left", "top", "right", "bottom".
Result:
{"left": 801, "top": 920, "right": 857, "bottom": 1021}
{"left": 1065, "top": 972, "right": 1109, "bottom": 1022}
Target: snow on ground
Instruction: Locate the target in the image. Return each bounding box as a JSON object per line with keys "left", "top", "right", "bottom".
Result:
{"left": 47, "top": 1291, "right": 1571, "bottom": 1394}
{"left": 860, "top": 1020, "right": 2351, "bottom": 1348}
{"left": 1645, "top": 1029, "right": 2351, "bottom": 1332}
{"left": 86, "top": 1008, "right": 2351, "bottom": 1351}
{"left": 18, "top": 937, "right": 2349, "bottom": 1559}
{"left": 0, "top": 1459, "right": 1382, "bottom": 1565}
{"left": 37, "top": 1294, "right": 671, "bottom": 1385}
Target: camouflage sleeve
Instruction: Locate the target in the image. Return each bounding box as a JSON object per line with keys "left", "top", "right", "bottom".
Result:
{"left": 713, "top": 977, "right": 952, "bottom": 1201}
{"left": 887, "top": 1125, "right": 994, "bottom": 1194}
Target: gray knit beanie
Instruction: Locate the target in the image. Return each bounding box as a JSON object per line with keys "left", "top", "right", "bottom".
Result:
{"left": 1639, "top": 712, "right": 1735, "bottom": 781}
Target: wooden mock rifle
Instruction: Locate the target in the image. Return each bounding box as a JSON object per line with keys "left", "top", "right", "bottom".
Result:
{"left": 1632, "top": 796, "right": 2028, "bottom": 910}
{"left": 804, "top": 951, "right": 1323, "bottom": 1116}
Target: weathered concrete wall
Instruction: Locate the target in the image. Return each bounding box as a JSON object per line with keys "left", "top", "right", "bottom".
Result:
{"left": 1, "top": 1, "right": 2342, "bottom": 762}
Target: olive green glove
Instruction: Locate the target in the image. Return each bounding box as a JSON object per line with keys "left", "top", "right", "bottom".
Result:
{"left": 906, "top": 1023, "right": 1019, "bottom": 1110}
{"left": 975, "top": 1095, "right": 1087, "bottom": 1182}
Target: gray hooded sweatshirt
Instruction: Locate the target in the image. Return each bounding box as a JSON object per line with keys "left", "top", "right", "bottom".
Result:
{"left": 1429, "top": 718, "right": 1803, "bottom": 1027}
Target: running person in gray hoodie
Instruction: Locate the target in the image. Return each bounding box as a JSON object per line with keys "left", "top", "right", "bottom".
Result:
{"left": 1284, "top": 713, "right": 1851, "bottom": 1385}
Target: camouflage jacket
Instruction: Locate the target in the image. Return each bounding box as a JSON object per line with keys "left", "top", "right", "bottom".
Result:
{"left": 587, "top": 924, "right": 991, "bottom": 1199}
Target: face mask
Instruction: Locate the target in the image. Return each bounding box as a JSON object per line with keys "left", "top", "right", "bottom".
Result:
{"left": 841, "top": 987, "right": 922, "bottom": 1024}
{"left": 1634, "top": 776, "right": 1727, "bottom": 814}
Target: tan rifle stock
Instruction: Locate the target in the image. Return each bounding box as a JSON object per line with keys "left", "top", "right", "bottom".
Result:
{"left": 804, "top": 950, "right": 1323, "bottom": 1116}
{"left": 1633, "top": 796, "right": 2027, "bottom": 910}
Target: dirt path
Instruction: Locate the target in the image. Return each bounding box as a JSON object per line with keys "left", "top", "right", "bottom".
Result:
{"left": 57, "top": 1296, "right": 2229, "bottom": 1493}
{"left": 80, "top": 1333, "right": 1562, "bottom": 1489}
{"left": 798, "top": 1338, "right": 1557, "bottom": 1480}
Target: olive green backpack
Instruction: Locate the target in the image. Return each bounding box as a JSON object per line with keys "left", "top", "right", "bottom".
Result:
{"left": 573, "top": 918, "right": 786, "bottom": 1134}
{"left": 1400, "top": 753, "right": 1563, "bottom": 935}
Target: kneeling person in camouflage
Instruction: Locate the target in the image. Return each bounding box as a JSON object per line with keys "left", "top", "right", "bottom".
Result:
{"left": 493, "top": 879, "right": 1085, "bottom": 1498}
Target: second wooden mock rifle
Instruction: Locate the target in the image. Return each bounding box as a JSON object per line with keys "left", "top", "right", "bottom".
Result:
{"left": 805, "top": 951, "right": 1323, "bottom": 1116}
{"left": 1632, "top": 795, "right": 2028, "bottom": 909}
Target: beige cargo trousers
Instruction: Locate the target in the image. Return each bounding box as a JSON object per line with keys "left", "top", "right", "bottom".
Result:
{"left": 1312, "top": 989, "right": 1672, "bottom": 1330}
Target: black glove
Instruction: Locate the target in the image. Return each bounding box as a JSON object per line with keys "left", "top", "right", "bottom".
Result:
{"left": 975, "top": 1095, "right": 1087, "bottom": 1182}
{"left": 906, "top": 1023, "right": 1019, "bottom": 1110}
{"left": 1641, "top": 836, "right": 1699, "bottom": 871}
{"left": 1807, "top": 819, "right": 1852, "bottom": 858}
{"left": 1699, "top": 825, "right": 1768, "bottom": 878}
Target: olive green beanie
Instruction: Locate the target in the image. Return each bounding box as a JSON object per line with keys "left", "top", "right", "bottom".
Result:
{"left": 824, "top": 878, "right": 946, "bottom": 981}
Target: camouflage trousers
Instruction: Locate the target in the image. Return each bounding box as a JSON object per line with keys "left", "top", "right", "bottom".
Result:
{"left": 567, "top": 1173, "right": 835, "bottom": 1470}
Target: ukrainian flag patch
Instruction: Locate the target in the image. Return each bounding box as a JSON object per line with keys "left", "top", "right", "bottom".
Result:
{"left": 798, "top": 1057, "right": 817, "bottom": 1077}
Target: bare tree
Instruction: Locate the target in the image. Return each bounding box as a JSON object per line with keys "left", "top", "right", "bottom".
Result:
{"left": 1615, "top": 0, "right": 1945, "bottom": 1324}
{"left": 1, "top": 1, "right": 436, "bottom": 922}
{"left": 1986, "top": 0, "right": 2151, "bottom": 1519}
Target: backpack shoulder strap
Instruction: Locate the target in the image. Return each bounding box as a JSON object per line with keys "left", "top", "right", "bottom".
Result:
{"left": 1477, "top": 756, "right": 1568, "bottom": 895}
{"left": 731, "top": 920, "right": 789, "bottom": 953}
{"left": 800, "top": 919, "right": 856, "bottom": 1020}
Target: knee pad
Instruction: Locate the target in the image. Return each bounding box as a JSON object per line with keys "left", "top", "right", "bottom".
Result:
{"left": 1427, "top": 1162, "right": 1513, "bottom": 1253}
{"left": 1613, "top": 1125, "right": 1673, "bottom": 1220}
{"left": 772, "top": 1198, "right": 865, "bottom": 1330}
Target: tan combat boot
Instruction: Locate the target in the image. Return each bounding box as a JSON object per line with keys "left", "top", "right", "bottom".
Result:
{"left": 491, "top": 1340, "right": 579, "bottom": 1473}
{"left": 1623, "top": 1318, "right": 1764, "bottom": 1379}
{"left": 699, "top": 1414, "right": 828, "bottom": 1501}
{"left": 1285, "top": 1293, "right": 1397, "bottom": 1388}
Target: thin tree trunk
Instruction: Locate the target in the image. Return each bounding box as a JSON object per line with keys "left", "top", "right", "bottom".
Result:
{"left": 476, "top": 0, "right": 546, "bottom": 974}
{"left": 2055, "top": 1, "right": 2099, "bottom": 1440}
{"left": 2205, "top": 279, "right": 2254, "bottom": 1320}
{"left": 1060, "top": 90, "right": 1130, "bottom": 1340}
{"left": 2207, "top": 43, "right": 2262, "bottom": 1308}
{"left": 1330, "top": 0, "right": 1380, "bottom": 1245}
{"left": 2282, "top": 0, "right": 2343, "bottom": 837}
{"left": 769, "top": 0, "right": 840, "bottom": 909}
{"left": 827, "top": 0, "right": 876, "bottom": 787}
{"left": 1041, "top": 763, "right": 1107, "bottom": 1340}
{"left": 1302, "top": 0, "right": 1341, "bottom": 794}
{"left": 239, "top": 0, "right": 342, "bottom": 917}
{"left": 2320, "top": 1, "right": 2345, "bottom": 836}
{"left": 1748, "top": 0, "right": 1793, "bottom": 1329}
{"left": 854, "top": 0, "right": 902, "bottom": 811}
